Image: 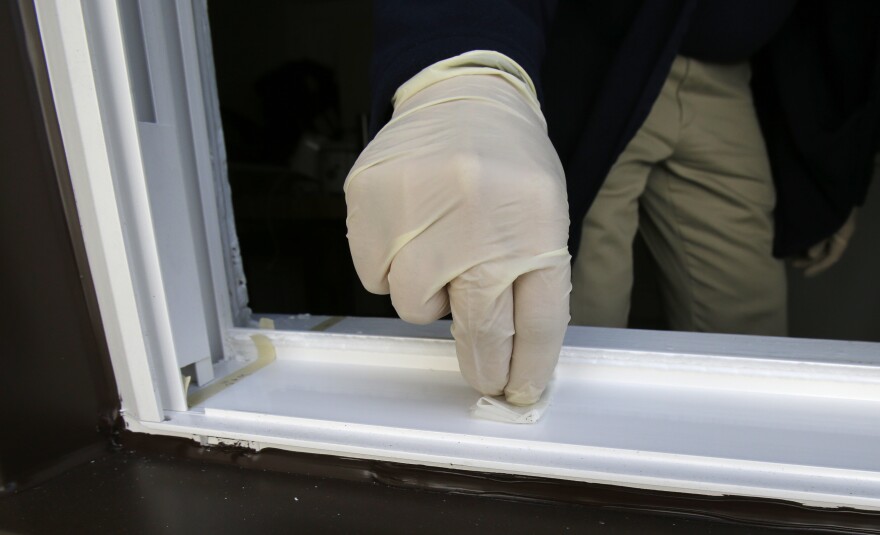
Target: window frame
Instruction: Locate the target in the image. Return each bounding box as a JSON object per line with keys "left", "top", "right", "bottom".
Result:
{"left": 34, "top": 0, "right": 880, "bottom": 510}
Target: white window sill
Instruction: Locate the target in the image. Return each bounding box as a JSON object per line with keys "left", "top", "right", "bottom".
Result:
{"left": 127, "top": 317, "right": 880, "bottom": 510}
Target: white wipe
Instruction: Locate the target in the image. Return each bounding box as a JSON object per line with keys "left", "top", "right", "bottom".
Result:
{"left": 470, "top": 384, "right": 553, "bottom": 424}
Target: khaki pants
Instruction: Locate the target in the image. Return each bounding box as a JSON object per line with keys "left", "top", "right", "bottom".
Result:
{"left": 571, "top": 56, "right": 787, "bottom": 336}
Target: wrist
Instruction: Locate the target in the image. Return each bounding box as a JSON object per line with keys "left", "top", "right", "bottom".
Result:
{"left": 392, "top": 50, "right": 541, "bottom": 114}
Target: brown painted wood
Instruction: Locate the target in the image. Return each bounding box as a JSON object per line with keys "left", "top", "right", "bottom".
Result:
{"left": 0, "top": 443, "right": 816, "bottom": 535}
{"left": 0, "top": 0, "right": 118, "bottom": 493}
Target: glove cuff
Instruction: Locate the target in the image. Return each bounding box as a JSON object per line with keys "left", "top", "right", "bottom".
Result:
{"left": 392, "top": 51, "right": 541, "bottom": 116}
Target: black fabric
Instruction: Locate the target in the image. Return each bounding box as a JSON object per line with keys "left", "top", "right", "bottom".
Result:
{"left": 752, "top": 0, "right": 880, "bottom": 256}
{"left": 680, "top": 0, "right": 796, "bottom": 63}
{"left": 370, "top": 0, "right": 556, "bottom": 135}
{"left": 369, "top": 1, "right": 880, "bottom": 259}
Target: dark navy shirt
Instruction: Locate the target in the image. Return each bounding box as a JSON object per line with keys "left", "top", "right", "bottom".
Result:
{"left": 681, "top": 0, "right": 796, "bottom": 63}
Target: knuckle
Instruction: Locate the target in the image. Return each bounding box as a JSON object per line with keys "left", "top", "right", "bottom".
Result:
{"left": 363, "top": 280, "right": 390, "bottom": 296}
{"left": 395, "top": 305, "right": 435, "bottom": 325}
{"left": 349, "top": 253, "right": 387, "bottom": 295}
{"left": 392, "top": 293, "right": 438, "bottom": 325}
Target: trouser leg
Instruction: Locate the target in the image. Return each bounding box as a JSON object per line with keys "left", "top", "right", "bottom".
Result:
{"left": 639, "top": 60, "right": 787, "bottom": 335}
{"left": 570, "top": 59, "right": 682, "bottom": 327}
{"left": 569, "top": 157, "right": 646, "bottom": 327}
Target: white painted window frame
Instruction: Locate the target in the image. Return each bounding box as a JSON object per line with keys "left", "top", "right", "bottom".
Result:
{"left": 34, "top": 0, "right": 880, "bottom": 510}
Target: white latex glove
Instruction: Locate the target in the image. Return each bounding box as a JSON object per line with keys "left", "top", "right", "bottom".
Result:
{"left": 792, "top": 209, "right": 857, "bottom": 277}
{"left": 344, "top": 56, "right": 571, "bottom": 405}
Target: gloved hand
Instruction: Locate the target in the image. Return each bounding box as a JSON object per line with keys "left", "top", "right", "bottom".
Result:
{"left": 344, "top": 56, "right": 571, "bottom": 405}
{"left": 792, "top": 209, "right": 857, "bottom": 277}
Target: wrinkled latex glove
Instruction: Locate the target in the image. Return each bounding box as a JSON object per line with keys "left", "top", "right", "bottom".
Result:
{"left": 793, "top": 209, "right": 857, "bottom": 277}
{"left": 344, "top": 56, "right": 571, "bottom": 406}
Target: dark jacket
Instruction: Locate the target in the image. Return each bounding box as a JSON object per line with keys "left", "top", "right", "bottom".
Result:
{"left": 752, "top": 1, "right": 880, "bottom": 255}
{"left": 370, "top": 0, "right": 880, "bottom": 258}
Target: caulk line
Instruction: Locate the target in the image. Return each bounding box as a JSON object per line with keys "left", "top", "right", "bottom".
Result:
{"left": 309, "top": 315, "right": 346, "bottom": 332}
{"left": 187, "top": 334, "right": 276, "bottom": 408}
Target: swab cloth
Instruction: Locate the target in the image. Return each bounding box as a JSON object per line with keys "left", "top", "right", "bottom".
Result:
{"left": 470, "top": 384, "right": 553, "bottom": 424}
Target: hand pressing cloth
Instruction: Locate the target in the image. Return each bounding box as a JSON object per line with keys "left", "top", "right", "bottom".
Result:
{"left": 470, "top": 383, "right": 553, "bottom": 424}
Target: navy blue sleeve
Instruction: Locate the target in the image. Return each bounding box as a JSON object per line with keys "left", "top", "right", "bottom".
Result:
{"left": 752, "top": 0, "right": 880, "bottom": 257}
{"left": 369, "top": 1, "right": 556, "bottom": 136}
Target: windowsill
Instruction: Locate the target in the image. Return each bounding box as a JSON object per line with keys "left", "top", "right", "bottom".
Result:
{"left": 128, "top": 318, "right": 880, "bottom": 510}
